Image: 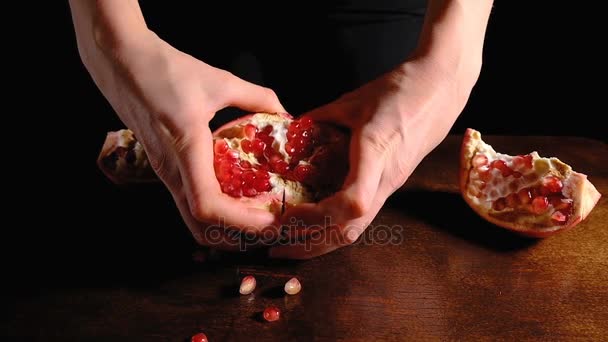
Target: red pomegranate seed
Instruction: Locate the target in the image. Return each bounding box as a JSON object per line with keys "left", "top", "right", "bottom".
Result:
{"left": 240, "top": 160, "right": 252, "bottom": 169}
{"left": 231, "top": 166, "right": 243, "bottom": 176}
{"left": 541, "top": 176, "right": 563, "bottom": 194}
{"left": 253, "top": 178, "right": 271, "bottom": 192}
{"left": 255, "top": 170, "right": 270, "bottom": 179}
{"left": 217, "top": 161, "right": 233, "bottom": 181}
{"left": 285, "top": 142, "right": 296, "bottom": 155}
{"left": 493, "top": 197, "right": 507, "bottom": 211}
{"left": 477, "top": 166, "right": 492, "bottom": 182}
{"left": 239, "top": 275, "right": 256, "bottom": 295}
{"left": 517, "top": 188, "right": 532, "bottom": 204}
{"left": 241, "top": 140, "right": 253, "bottom": 154}
{"left": 243, "top": 187, "right": 257, "bottom": 197}
{"left": 214, "top": 140, "right": 229, "bottom": 154}
{"left": 261, "top": 125, "right": 273, "bottom": 135}
{"left": 224, "top": 149, "right": 239, "bottom": 161}
{"left": 530, "top": 196, "right": 549, "bottom": 214}
{"left": 263, "top": 306, "right": 281, "bottom": 322}
{"left": 271, "top": 160, "right": 290, "bottom": 174}
{"left": 251, "top": 139, "right": 265, "bottom": 157}
{"left": 284, "top": 277, "right": 302, "bottom": 295}
{"left": 293, "top": 164, "right": 312, "bottom": 182}
{"left": 191, "top": 332, "right": 208, "bottom": 342}
{"left": 472, "top": 154, "right": 488, "bottom": 167}
{"left": 491, "top": 159, "right": 513, "bottom": 177}
{"left": 505, "top": 193, "right": 519, "bottom": 208}
{"left": 244, "top": 124, "right": 257, "bottom": 140}
{"left": 298, "top": 116, "right": 313, "bottom": 128}
{"left": 551, "top": 197, "right": 573, "bottom": 211}
{"left": 514, "top": 154, "right": 534, "bottom": 169}
{"left": 551, "top": 211, "right": 567, "bottom": 223}
{"left": 287, "top": 130, "right": 298, "bottom": 140}
{"left": 242, "top": 171, "right": 256, "bottom": 185}
{"left": 512, "top": 171, "right": 522, "bottom": 178}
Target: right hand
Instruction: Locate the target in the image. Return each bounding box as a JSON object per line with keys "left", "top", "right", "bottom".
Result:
{"left": 85, "top": 30, "right": 286, "bottom": 251}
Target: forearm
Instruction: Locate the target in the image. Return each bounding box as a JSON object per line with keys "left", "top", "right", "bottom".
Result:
{"left": 68, "top": 0, "right": 149, "bottom": 65}
{"left": 411, "top": 0, "right": 494, "bottom": 85}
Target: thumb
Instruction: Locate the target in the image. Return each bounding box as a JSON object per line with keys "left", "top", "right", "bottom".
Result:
{"left": 224, "top": 74, "right": 286, "bottom": 113}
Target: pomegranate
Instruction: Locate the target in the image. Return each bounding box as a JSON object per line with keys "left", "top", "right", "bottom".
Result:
{"left": 98, "top": 112, "right": 349, "bottom": 214}
{"left": 460, "top": 128, "right": 601, "bottom": 238}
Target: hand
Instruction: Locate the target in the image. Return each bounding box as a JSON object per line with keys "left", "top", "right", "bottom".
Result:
{"left": 269, "top": 59, "right": 478, "bottom": 259}
{"left": 87, "top": 30, "right": 285, "bottom": 250}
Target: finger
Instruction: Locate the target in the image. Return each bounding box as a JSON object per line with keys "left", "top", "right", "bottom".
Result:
{"left": 303, "top": 100, "right": 355, "bottom": 128}
{"left": 224, "top": 74, "right": 286, "bottom": 113}
{"left": 269, "top": 192, "right": 386, "bottom": 259}
{"left": 172, "top": 189, "right": 243, "bottom": 252}
{"left": 176, "top": 125, "right": 278, "bottom": 232}
{"left": 280, "top": 129, "right": 385, "bottom": 226}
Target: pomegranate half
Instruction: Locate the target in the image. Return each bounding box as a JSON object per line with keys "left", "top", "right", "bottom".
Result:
{"left": 460, "top": 128, "right": 601, "bottom": 238}
{"left": 98, "top": 112, "right": 349, "bottom": 214}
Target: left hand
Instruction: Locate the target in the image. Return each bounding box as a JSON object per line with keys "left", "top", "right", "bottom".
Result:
{"left": 269, "top": 59, "right": 478, "bottom": 259}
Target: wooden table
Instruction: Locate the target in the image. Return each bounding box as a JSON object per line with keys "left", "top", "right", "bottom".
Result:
{"left": 5, "top": 134, "right": 607, "bottom": 341}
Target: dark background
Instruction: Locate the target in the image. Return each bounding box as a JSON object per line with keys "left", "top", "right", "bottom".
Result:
{"left": 5, "top": 2, "right": 605, "bottom": 291}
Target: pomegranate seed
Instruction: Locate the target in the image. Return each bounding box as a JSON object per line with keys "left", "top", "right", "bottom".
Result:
{"left": 512, "top": 171, "right": 522, "bottom": 178}
{"left": 255, "top": 170, "right": 270, "bottom": 179}
{"left": 491, "top": 160, "right": 513, "bottom": 177}
{"left": 293, "top": 164, "right": 312, "bottom": 182}
{"left": 272, "top": 160, "right": 290, "bottom": 174}
{"left": 251, "top": 139, "right": 265, "bottom": 157}
{"left": 231, "top": 166, "right": 243, "bottom": 176}
{"left": 241, "top": 140, "right": 253, "bottom": 154}
{"left": 551, "top": 197, "right": 573, "bottom": 211}
{"left": 242, "top": 171, "right": 256, "bottom": 185}
{"left": 217, "top": 161, "right": 232, "bottom": 181}
{"left": 253, "top": 178, "right": 271, "bottom": 192}
{"left": 531, "top": 196, "right": 549, "bottom": 214}
{"left": 191, "top": 332, "right": 208, "bottom": 342}
{"left": 285, "top": 142, "right": 296, "bottom": 155}
{"left": 284, "top": 277, "right": 301, "bottom": 295}
{"left": 261, "top": 125, "right": 273, "bottom": 135}
{"left": 542, "top": 176, "right": 563, "bottom": 194}
{"left": 240, "top": 160, "right": 252, "bottom": 169}
{"left": 287, "top": 131, "right": 298, "bottom": 140}
{"left": 517, "top": 188, "right": 532, "bottom": 204}
{"left": 551, "top": 211, "right": 567, "bottom": 223}
{"left": 298, "top": 116, "right": 313, "bottom": 128}
{"left": 239, "top": 275, "right": 256, "bottom": 295}
{"left": 477, "top": 166, "right": 492, "bottom": 182}
{"left": 505, "top": 193, "right": 519, "bottom": 208}
{"left": 472, "top": 154, "right": 488, "bottom": 167}
{"left": 244, "top": 124, "right": 257, "bottom": 140}
{"left": 493, "top": 197, "right": 507, "bottom": 211}
{"left": 214, "top": 140, "right": 229, "bottom": 154}
{"left": 243, "top": 187, "right": 257, "bottom": 197}
{"left": 263, "top": 306, "right": 281, "bottom": 322}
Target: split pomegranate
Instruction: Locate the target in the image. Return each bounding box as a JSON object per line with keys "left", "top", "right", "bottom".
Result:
{"left": 460, "top": 128, "right": 601, "bottom": 237}
{"left": 263, "top": 305, "right": 281, "bottom": 322}
{"left": 97, "top": 112, "right": 349, "bottom": 214}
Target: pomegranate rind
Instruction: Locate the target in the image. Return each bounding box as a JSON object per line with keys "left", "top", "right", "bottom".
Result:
{"left": 460, "top": 128, "right": 601, "bottom": 238}
{"left": 97, "top": 130, "right": 156, "bottom": 184}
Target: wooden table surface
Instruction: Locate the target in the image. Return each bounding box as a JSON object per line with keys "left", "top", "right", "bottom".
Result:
{"left": 5, "top": 134, "right": 607, "bottom": 341}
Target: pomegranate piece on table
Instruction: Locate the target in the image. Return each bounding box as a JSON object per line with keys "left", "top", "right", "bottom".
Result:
{"left": 98, "top": 112, "right": 349, "bottom": 215}
{"left": 460, "top": 128, "right": 601, "bottom": 238}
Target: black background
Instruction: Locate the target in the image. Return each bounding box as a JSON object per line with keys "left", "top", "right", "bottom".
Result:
{"left": 5, "top": 2, "right": 605, "bottom": 290}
